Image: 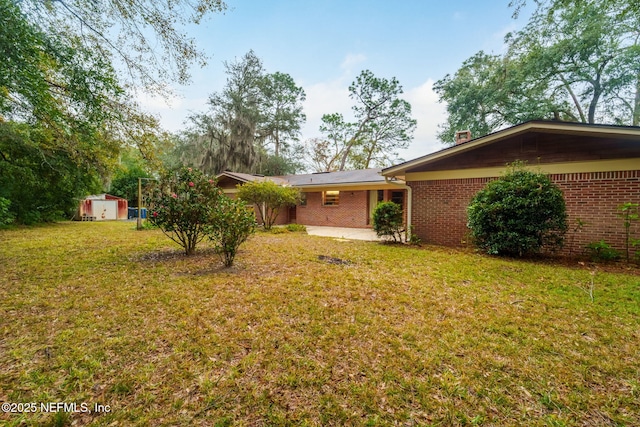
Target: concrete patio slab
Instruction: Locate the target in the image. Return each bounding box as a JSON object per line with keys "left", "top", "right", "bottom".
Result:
{"left": 304, "top": 226, "right": 381, "bottom": 241}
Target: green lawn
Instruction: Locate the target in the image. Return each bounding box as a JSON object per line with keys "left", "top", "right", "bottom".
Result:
{"left": 1, "top": 221, "right": 639, "bottom": 426}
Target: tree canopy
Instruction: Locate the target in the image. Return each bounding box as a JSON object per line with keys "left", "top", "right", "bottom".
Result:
{"left": 11, "top": 0, "right": 227, "bottom": 94}
{"left": 436, "top": 0, "right": 640, "bottom": 144}
{"left": 0, "top": 0, "right": 226, "bottom": 222}
{"left": 307, "top": 70, "right": 416, "bottom": 172}
{"left": 175, "top": 51, "right": 307, "bottom": 176}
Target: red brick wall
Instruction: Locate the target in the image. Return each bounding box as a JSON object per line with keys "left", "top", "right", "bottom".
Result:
{"left": 554, "top": 171, "right": 640, "bottom": 254}
{"left": 410, "top": 178, "right": 488, "bottom": 247}
{"left": 296, "top": 190, "right": 370, "bottom": 228}
{"left": 410, "top": 170, "right": 640, "bottom": 255}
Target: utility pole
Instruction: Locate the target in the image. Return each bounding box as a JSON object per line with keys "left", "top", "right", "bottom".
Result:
{"left": 137, "top": 177, "right": 143, "bottom": 230}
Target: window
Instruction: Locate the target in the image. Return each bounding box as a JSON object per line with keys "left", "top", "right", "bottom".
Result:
{"left": 377, "top": 190, "right": 384, "bottom": 203}
{"left": 299, "top": 192, "right": 307, "bottom": 206}
{"left": 322, "top": 190, "right": 340, "bottom": 206}
{"left": 391, "top": 191, "right": 404, "bottom": 209}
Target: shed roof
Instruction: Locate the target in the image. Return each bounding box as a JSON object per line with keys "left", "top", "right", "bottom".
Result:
{"left": 84, "top": 194, "right": 126, "bottom": 200}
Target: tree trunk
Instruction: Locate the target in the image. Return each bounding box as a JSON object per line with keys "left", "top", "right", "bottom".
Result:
{"left": 338, "top": 119, "right": 369, "bottom": 171}
{"left": 588, "top": 84, "right": 602, "bottom": 124}
{"left": 560, "top": 74, "right": 586, "bottom": 122}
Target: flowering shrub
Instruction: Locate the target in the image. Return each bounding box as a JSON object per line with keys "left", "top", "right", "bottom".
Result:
{"left": 146, "top": 167, "right": 224, "bottom": 255}
{"left": 146, "top": 167, "right": 257, "bottom": 265}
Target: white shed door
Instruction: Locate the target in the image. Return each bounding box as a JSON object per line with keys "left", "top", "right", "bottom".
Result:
{"left": 92, "top": 200, "right": 117, "bottom": 220}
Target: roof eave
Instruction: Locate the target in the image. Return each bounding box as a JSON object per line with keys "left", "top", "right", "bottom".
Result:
{"left": 382, "top": 121, "right": 640, "bottom": 176}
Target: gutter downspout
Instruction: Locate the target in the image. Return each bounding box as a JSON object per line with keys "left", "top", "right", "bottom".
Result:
{"left": 384, "top": 175, "right": 412, "bottom": 242}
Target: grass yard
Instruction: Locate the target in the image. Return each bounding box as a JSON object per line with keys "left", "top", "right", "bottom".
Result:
{"left": 0, "top": 221, "right": 639, "bottom": 426}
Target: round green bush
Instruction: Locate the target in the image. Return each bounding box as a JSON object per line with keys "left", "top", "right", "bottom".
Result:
{"left": 373, "top": 201, "right": 404, "bottom": 242}
{"left": 467, "top": 164, "right": 568, "bottom": 256}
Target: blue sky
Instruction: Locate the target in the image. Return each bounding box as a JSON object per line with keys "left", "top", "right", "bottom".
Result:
{"left": 139, "top": 1, "right": 534, "bottom": 161}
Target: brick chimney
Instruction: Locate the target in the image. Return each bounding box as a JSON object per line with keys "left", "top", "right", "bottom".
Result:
{"left": 455, "top": 130, "right": 472, "bottom": 145}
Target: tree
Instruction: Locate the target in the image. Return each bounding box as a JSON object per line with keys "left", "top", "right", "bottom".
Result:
{"left": 259, "top": 72, "right": 307, "bottom": 157}
{"left": 436, "top": 0, "right": 640, "bottom": 143}
{"left": 255, "top": 148, "right": 305, "bottom": 176}
{"left": 146, "top": 167, "right": 223, "bottom": 255}
{"left": 0, "top": 121, "right": 106, "bottom": 223}
{"left": 509, "top": 1, "right": 640, "bottom": 124}
{"left": 467, "top": 163, "right": 568, "bottom": 256}
{"left": 180, "top": 51, "right": 307, "bottom": 175}
{"left": 309, "top": 70, "right": 416, "bottom": 171}
{"left": 304, "top": 137, "right": 344, "bottom": 173}
{"left": 108, "top": 149, "right": 152, "bottom": 206}
{"left": 433, "top": 52, "right": 560, "bottom": 143}
{"left": 1, "top": 0, "right": 226, "bottom": 223}
{"left": 372, "top": 201, "right": 404, "bottom": 243}
{"left": 0, "top": 197, "right": 15, "bottom": 226}
{"left": 236, "top": 180, "right": 300, "bottom": 230}
{"left": 11, "top": 0, "right": 227, "bottom": 95}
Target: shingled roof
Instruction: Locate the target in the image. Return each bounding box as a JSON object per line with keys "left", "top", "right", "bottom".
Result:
{"left": 217, "top": 168, "right": 389, "bottom": 189}
{"left": 283, "top": 168, "right": 385, "bottom": 187}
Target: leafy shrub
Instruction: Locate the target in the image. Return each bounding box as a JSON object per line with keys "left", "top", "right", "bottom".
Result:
{"left": 286, "top": 223, "right": 307, "bottom": 232}
{"left": 585, "top": 240, "right": 621, "bottom": 262}
{"left": 146, "top": 167, "right": 223, "bottom": 255}
{"left": 408, "top": 225, "right": 422, "bottom": 246}
{"left": 0, "top": 197, "right": 15, "bottom": 226}
{"left": 373, "top": 201, "right": 404, "bottom": 242}
{"left": 209, "top": 197, "right": 256, "bottom": 267}
{"left": 632, "top": 238, "right": 640, "bottom": 263}
{"left": 467, "top": 163, "right": 568, "bottom": 256}
{"left": 269, "top": 227, "right": 288, "bottom": 234}
{"left": 618, "top": 202, "right": 639, "bottom": 262}
{"left": 236, "top": 180, "right": 300, "bottom": 230}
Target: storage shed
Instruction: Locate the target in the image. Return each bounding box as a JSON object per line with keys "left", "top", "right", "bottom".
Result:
{"left": 76, "top": 194, "right": 128, "bottom": 221}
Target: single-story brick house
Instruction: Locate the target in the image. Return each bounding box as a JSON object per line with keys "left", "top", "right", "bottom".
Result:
{"left": 381, "top": 120, "right": 640, "bottom": 254}
{"left": 216, "top": 168, "right": 408, "bottom": 228}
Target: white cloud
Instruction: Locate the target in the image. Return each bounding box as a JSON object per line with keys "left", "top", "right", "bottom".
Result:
{"left": 135, "top": 89, "right": 209, "bottom": 132}
{"left": 298, "top": 53, "right": 368, "bottom": 141}
{"left": 135, "top": 90, "right": 183, "bottom": 111}
{"left": 485, "top": 22, "right": 518, "bottom": 53}
{"left": 400, "top": 78, "right": 447, "bottom": 160}
{"left": 300, "top": 78, "right": 352, "bottom": 141}
{"left": 340, "top": 53, "right": 367, "bottom": 73}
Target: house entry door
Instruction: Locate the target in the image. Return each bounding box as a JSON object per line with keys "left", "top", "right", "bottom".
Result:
{"left": 289, "top": 205, "right": 297, "bottom": 223}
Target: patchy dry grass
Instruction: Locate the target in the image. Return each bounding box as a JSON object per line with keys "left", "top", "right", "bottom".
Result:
{"left": 0, "top": 221, "right": 639, "bottom": 426}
